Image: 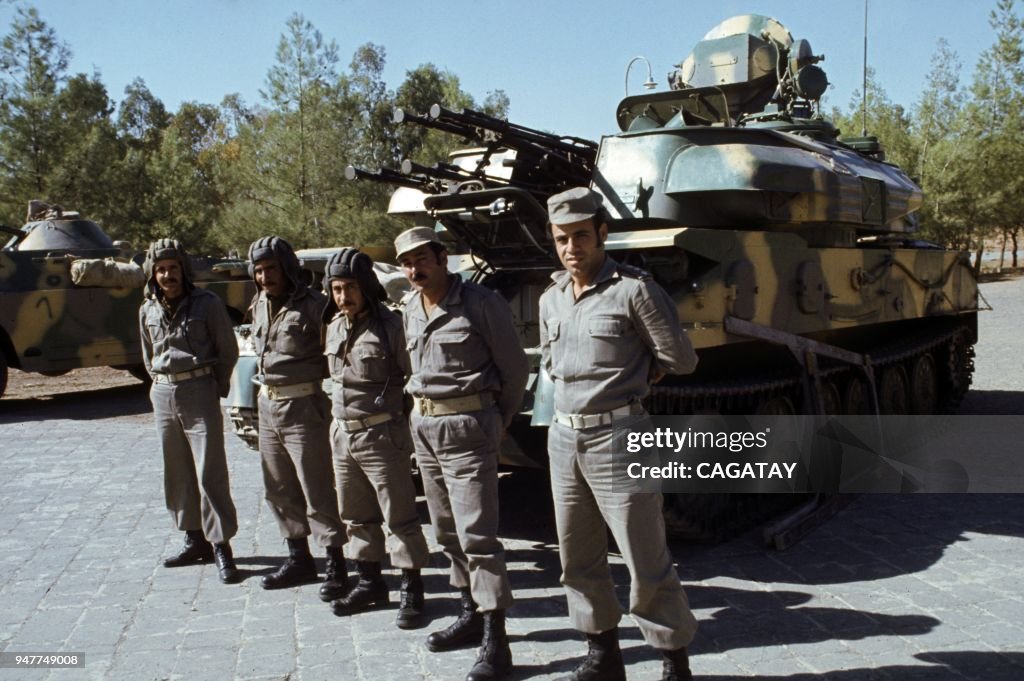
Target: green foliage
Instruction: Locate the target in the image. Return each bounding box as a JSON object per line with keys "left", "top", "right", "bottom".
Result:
{"left": 4, "top": 4, "right": 1020, "bottom": 266}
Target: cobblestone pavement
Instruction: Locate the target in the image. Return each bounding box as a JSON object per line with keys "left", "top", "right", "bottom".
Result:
{"left": 1, "top": 277, "right": 1022, "bottom": 681}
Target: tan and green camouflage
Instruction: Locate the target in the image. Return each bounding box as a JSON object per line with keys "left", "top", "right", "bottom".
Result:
{"left": 0, "top": 204, "right": 255, "bottom": 398}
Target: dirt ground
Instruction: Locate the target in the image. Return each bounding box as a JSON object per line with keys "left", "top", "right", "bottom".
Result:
{"left": 4, "top": 365, "right": 143, "bottom": 400}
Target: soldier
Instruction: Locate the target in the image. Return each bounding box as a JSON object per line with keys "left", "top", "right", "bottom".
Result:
{"left": 247, "top": 236, "right": 347, "bottom": 596}
{"left": 140, "top": 239, "right": 241, "bottom": 584}
{"left": 540, "top": 188, "right": 699, "bottom": 681}
{"left": 395, "top": 227, "right": 529, "bottom": 681}
{"left": 321, "top": 247, "right": 430, "bottom": 628}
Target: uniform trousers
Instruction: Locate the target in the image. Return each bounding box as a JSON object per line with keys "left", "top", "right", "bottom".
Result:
{"left": 548, "top": 416, "right": 698, "bottom": 650}
{"left": 331, "top": 418, "right": 429, "bottom": 567}
{"left": 411, "top": 407, "right": 513, "bottom": 612}
{"left": 150, "top": 375, "right": 237, "bottom": 544}
{"left": 258, "top": 392, "right": 345, "bottom": 547}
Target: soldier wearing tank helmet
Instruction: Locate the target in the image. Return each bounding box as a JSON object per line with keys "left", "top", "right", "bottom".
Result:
{"left": 247, "top": 236, "right": 347, "bottom": 595}
{"left": 541, "top": 187, "right": 698, "bottom": 681}
{"left": 394, "top": 226, "right": 529, "bottom": 681}
{"left": 320, "top": 248, "right": 430, "bottom": 628}
{"left": 140, "top": 238, "right": 241, "bottom": 584}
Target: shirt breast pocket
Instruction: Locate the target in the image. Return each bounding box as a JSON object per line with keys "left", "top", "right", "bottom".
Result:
{"left": 434, "top": 330, "right": 475, "bottom": 371}
{"left": 146, "top": 322, "right": 166, "bottom": 343}
{"left": 353, "top": 343, "right": 388, "bottom": 382}
{"left": 185, "top": 318, "right": 210, "bottom": 346}
{"left": 279, "top": 321, "right": 306, "bottom": 354}
{"left": 589, "top": 315, "right": 632, "bottom": 368}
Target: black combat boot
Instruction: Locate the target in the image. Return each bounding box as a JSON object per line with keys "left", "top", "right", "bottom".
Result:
{"left": 661, "top": 646, "right": 693, "bottom": 681}
{"left": 465, "top": 610, "right": 512, "bottom": 681}
{"left": 330, "top": 560, "right": 389, "bottom": 615}
{"left": 318, "top": 546, "right": 350, "bottom": 602}
{"left": 261, "top": 537, "right": 318, "bottom": 590}
{"left": 395, "top": 568, "right": 425, "bottom": 629}
{"left": 555, "top": 628, "right": 626, "bottom": 681}
{"left": 426, "top": 588, "right": 484, "bottom": 652}
{"left": 163, "top": 530, "right": 214, "bottom": 567}
{"left": 213, "top": 542, "right": 240, "bottom": 584}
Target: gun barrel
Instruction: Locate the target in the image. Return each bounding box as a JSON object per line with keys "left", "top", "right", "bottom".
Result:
{"left": 393, "top": 108, "right": 477, "bottom": 138}
{"left": 344, "top": 165, "right": 434, "bottom": 192}
{"left": 428, "top": 104, "right": 598, "bottom": 160}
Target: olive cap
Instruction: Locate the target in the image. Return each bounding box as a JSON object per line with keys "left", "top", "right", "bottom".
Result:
{"left": 394, "top": 226, "right": 443, "bottom": 259}
{"left": 547, "top": 187, "right": 603, "bottom": 225}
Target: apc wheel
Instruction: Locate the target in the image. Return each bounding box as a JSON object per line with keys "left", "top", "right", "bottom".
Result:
{"left": 878, "top": 366, "right": 910, "bottom": 415}
{"left": 0, "top": 352, "right": 7, "bottom": 399}
{"left": 910, "top": 353, "right": 938, "bottom": 415}
{"left": 755, "top": 395, "right": 796, "bottom": 415}
{"left": 843, "top": 375, "right": 873, "bottom": 415}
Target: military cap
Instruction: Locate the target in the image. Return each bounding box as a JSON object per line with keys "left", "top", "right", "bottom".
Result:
{"left": 547, "top": 187, "right": 603, "bottom": 225}
{"left": 394, "top": 226, "right": 443, "bottom": 259}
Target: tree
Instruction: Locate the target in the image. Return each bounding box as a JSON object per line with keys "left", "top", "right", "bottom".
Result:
{"left": 149, "top": 102, "right": 226, "bottom": 252}
{"left": 0, "top": 6, "right": 71, "bottom": 221}
{"left": 958, "top": 0, "right": 1024, "bottom": 269}
{"left": 220, "top": 13, "right": 344, "bottom": 247}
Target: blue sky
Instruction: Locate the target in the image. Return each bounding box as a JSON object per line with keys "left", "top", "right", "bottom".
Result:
{"left": 1, "top": 1, "right": 1005, "bottom": 142}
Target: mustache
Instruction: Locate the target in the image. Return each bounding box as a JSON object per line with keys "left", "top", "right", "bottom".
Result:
{"left": 412, "top": 272, "right": 428, "bottom": 282}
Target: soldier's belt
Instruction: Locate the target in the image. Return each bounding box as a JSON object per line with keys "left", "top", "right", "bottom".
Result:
{"left": 152, "top": 366, "right": 213, "bottom": 384}
{"left": 413, "top": 392, "right": 494, "bottom": 416}
{"left": 553, "top": 404, "right": 644, "bottom": 430}
{"left": 260, "top": 381, "right": 319, "bottom": 401}
{"left": 338, "top": 412, "right": 395, "bottom": 433}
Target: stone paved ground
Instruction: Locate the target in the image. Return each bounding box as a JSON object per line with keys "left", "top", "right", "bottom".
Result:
{"left": 1, "top": 277, "right": 1023, "bottom": 681}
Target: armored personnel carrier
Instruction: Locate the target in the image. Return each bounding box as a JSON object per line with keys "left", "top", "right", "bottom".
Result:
{"left": 0, "top": 201, "right": 255, "bottom": 399}
{"left": 349, "top": 15, "right": 979, "bottom": 536}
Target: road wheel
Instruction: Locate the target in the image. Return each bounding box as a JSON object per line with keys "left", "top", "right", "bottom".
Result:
{"left": 843, "top": 375, "right": 873, "bottom": 415}
{"left": 878, "top": 365, "right": 910, "bottom": 415}
{"left": 0, "top": 352, "right": 7, "bottom": 399}
{"left": 755, "top": 395, "right": 796, "bottom": 415}
{"left": 910, "top": 353, "right": 938, "bottom": 415}
{"left": 820, "top": 380, "right": 842, "bottom": 415}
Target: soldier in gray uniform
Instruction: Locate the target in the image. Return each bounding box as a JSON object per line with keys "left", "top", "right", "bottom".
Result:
{"left": 540, "top": 188, "right": 699, "bottom": 681}
{"left": 140, "top": 239, "right": 240, "bottom": 584}
{"left": 321, "top": 248, "right": 430, "bottom": 628}
{"left": 395, "top": 227, "right": 529, "bottom": 681}
{"left": 248, "top": 236, "right": 347, "bottom": 595}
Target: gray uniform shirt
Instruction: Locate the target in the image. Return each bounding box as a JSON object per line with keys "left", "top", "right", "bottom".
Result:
{"left": 250, "top": 287, "right": 327, "bottom": 386}
{"left": 140, "top": 288, "right": 239, "bottom": 396}
{"left": 325, "top": 306, "right": 409, "bottom": 421}
{"left": 404, "top": 274, "right": 529, "bottom": 428}
{"left": 539, "top": 256, "right": 697, "bottom": 415}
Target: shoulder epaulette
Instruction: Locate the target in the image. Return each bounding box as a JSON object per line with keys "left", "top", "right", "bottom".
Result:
{"left": 616, "top": 262, "right": 653, "bottom": 281}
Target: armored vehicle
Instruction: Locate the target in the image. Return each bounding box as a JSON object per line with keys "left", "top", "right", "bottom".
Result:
{"left": 0, "top": 202, "right": 255, "bottom": 399}
{"left": 350, "top": 15, "right": 979, "bottom": 537}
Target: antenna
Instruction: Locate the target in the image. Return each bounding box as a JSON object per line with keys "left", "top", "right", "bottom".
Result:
{"left": 862, "top": 0, "right": 869, "bottom": 136}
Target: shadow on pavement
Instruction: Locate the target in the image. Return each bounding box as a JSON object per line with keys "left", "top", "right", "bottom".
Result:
{"left": 0, "top": 382, "right": 151, "bottom": 423}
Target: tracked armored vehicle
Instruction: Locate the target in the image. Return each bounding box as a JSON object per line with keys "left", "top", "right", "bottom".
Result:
{"left": 0, "top": 202, "right": 255, "bottom": 399}
{"left": 348, "top": 15, "right": 979, "bottom": 537}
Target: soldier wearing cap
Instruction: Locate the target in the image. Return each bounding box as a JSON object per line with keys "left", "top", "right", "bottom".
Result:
{"left": 321, "top": 247, "right": 430, "bottom": 629}
{"left": 247, "top": 236, "right": 347, "bottom": 595}
{"left": 540, "top": 188, "right": 699, "bottom": 681}
{"left": 394, "top": 226, "right": 529, "bottom": 681}
{"left": 140, "top": 238, "right": 241, "bottom": 584}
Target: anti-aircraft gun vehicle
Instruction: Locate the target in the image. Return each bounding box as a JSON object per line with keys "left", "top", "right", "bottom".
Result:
{"left": 349, "top": 14, "right": 980, "bottom": 538}
{"left": 0, "top": 201, "right": 255, "bottom": 399}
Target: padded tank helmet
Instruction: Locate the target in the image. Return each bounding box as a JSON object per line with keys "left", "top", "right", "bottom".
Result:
{"left": 143, "top": 238, "right": 195, "bottom": 299}
{"left": 247, "top": 236, "right": 303, "bottom": 291}
{"left": 322, "top": 247, "right": 386, "bottom": 321}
